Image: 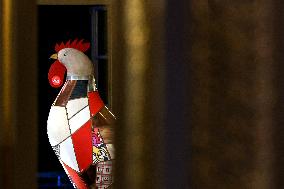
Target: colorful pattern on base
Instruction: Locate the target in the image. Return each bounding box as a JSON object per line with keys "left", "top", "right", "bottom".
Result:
{"left": 92, "top": 128, "right": 111, "bottom": 164}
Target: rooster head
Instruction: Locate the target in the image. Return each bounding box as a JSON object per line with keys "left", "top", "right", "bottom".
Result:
{"left": 48, "top": 39, "right": 92, "bottom": 88}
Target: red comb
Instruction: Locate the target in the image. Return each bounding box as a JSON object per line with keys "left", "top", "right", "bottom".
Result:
{"left": 55, "top": 39, "right": 90, "bottom": 52}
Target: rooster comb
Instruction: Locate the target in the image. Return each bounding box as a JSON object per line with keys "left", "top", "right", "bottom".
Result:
{"left": 55, "top": 39, "right": 90, "bottom": 53}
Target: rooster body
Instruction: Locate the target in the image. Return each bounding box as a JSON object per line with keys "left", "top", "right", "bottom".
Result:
{"left": 47, "top": 40, "right": 115, "bottom": 189}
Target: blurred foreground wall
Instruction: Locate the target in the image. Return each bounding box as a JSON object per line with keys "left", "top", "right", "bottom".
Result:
{"left": 112, "top": 0, "right": 191, "bottom": 188}
{"left": 113, "top": 0, "right": 282, "bottom": 188}
{"left": 1, "top": 0, "right": 284, "bottom": 188}
{"left": 190, "top": 1, "right": 275, "bottom": 189}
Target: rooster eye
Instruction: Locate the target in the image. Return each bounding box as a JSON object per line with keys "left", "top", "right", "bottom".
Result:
{"left": 63, "top": 54, "right": 66, "bottom": 56}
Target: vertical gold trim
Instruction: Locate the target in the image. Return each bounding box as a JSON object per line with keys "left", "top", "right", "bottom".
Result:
{"left": 1, "top": 0, "right": 37, "bottom": 187}
{"left": 112, "top": 0, "right": 167, "bottom": 188}
{"left": 123, "top": 0, "right": 149, "bottom": 188}
{"left": 2, "top": 0, "right": 14, "bottom": 146}
{"left": 1, "top": 0, "right": 15, "bottom": 187}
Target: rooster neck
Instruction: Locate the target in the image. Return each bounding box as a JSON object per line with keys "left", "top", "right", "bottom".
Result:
{"left": 52, "top": 76, "right": 97, "bottom": 106}
{"left": 67, "top": 75, "right": 97, "bottom": 92}
{"left": 69, "top": 80, "right": 89, "bottom": 100}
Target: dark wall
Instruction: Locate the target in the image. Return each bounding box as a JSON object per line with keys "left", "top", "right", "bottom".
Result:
{"left": 274, "top": 1, "right": 284, "bottom": 188}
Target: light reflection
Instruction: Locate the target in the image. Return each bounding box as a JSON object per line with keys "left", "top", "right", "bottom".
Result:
{"left": 123, "top": 0, "right": 149, "bottom": 188}
{"left": 2, "top": 0, "right": 14, "bottom": 145}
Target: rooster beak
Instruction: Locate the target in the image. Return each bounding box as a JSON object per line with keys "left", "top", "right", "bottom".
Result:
{"left": 50, "top": 53, "right": 58, "bottom": 59}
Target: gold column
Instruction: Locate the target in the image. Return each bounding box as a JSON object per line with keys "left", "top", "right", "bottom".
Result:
{"left": 112, "top": 0, "right": 192, "bottom": 188}
{"left": 1, "top": 0, "right": 16, "bottom": 187}
{"left": 122, "top": 1, "right": 148, "bottom": 187}
{"left": 112, "top": 0, "right": 153, "bottom": 188}
{"left": 112, "top": 0, "right": 166, "bottom": 188}
{"left": 0, "top": 0, "right": 37, "bottom": 188}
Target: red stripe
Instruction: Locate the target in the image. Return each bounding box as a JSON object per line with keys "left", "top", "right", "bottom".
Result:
{"left": 88, "top": 91, "right": 104, "bottom": 117}
{"left": 72, "top": 119, "right": 93, "bottom": 172}
{"left": 63, "top": 162, "right": 88, "bottom": 189}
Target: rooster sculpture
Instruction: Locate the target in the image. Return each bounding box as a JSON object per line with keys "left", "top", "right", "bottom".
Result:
{"left": 47, "top": 39, "right": 115, "bottom": 189}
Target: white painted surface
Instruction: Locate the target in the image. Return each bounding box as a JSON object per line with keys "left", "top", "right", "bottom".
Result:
{"left": 69, "top": 106, "right": 91, "bottom": 134}
{"left": 59, "top": 136, "right": 79, "bottom": 172}
{"left": 66, "top": 98, "right": 88, "bottom": 119}
{"left": 47, "top": 106, "right": 71, "bottom": 146}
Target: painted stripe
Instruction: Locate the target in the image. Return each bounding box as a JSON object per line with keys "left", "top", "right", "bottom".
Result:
{"left": 72, "top": 119, "right": 93, "bottom": 172}
{"left": 88, "top": 91, "right": 104, "bottom": 117}
{"left": 47, "top": 106, "right": 70, "bottom": 146}
{"left": 69, "top": 106, "right": 91, "bottom": 134}
{"left": 62, "top": 162, "right": 88, "bottom": 189}
{"left": 60, "top": 136, "right": 79, "bottom": 172}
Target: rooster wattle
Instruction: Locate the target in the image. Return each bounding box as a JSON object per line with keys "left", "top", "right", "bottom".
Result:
{"left": 47, "top": 39, "right": 115, "bottom": 189}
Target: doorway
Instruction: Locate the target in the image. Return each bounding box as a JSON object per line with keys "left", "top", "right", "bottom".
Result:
{"left": 37, "top": 5, "right": 108, "bottom": 187}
